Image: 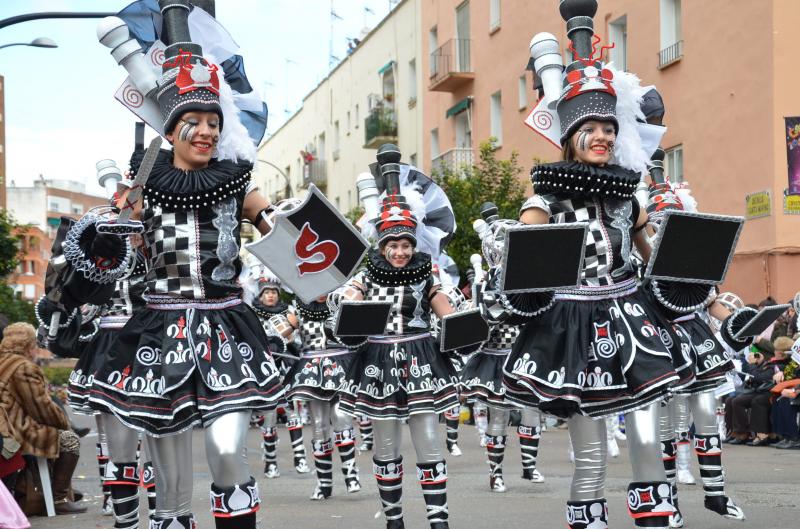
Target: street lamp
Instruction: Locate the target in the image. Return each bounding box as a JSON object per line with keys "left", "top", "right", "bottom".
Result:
{"left": 257, "top": 158, "right": 293, "bottom": 199}
{"left": 0, "top": 37, "right": 58, "bottom": 51}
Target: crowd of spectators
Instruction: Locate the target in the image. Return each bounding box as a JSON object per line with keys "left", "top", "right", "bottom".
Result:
{"left": 722, "top": 298, "right": 800, "bottom": 449}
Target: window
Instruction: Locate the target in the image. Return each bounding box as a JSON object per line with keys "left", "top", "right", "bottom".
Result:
{"left": 428, "top": 26, "right": 439, "bottom": 76}
{"left": 665, "top": 145, "right": 683, "bottom": 183}
{"left": 24, "top": 284, "right": 35, "bottom": 299}
{"left": 347, "top": 190, "right": 352, "bottom": 210}
{"left": 408, "top": 59, "right": 418, "bottom": 104}
{"left": 490, "top": 91, "right": 503, "bottom": 146}
{"left": 355, "top": 104, "right": 360, "bottom": 128}
{"left": 659, "top": 0, "right": 682, "bottom": 67}
{"left": 517, "top": 74, "right": 527, "bottom": 109}
{"left": 489, "top": 0, "right": 501, "bottom": 32}
{"left": 409, "top": 153, "right": 418, "bottom": 167}
{"left": 49, "top": 201, "right": 59, "bottom": 212}
{"left": 333, "top": 121, "right": 340, "bottom": 160}
{"left": 71, "top": 203, "right": 83, "bottom": 215}
{"left": 430, "top": 128, "right": 440, "bottom": 160}
{"left": 346, "top": 111, "right": 351, "bottom": 134}
{"left": 608, "top": 15, "right": 627, "bottom": 71}
{"left": 317, "top": 133, "right": 326, "bottom": 161}
{"left": 335, "top": 196, "right": 341, "bottom": 211}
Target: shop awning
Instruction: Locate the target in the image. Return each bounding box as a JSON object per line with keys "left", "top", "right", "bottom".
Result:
{"left": 378, "top": 60, "right": 395, "bottom": 75}
{"left": 446, "top": 96, "right": 472, "bottom": 118}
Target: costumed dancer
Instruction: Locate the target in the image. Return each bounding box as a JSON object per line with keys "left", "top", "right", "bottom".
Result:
{"left": 46, "top": 159, "right": 157, "bottom": 525}
{"left": 85, "top": 3, "right": 282, "bottom": 527}
{"left": 465, "top": 207, "right": 545, "bottom": 492}
{"left": 281, "top": 289, "right": 362, "bottom": 499}
{"left": 643, "top": 169, "right": 747, "bottom": 525}
{"left": 249, "top": 269, "right": 311, "bottom": 478}
{"left": 333, "top": 145, "right": 459, "bottom": 529}
{"left": 497, "top": 3, "right": 694, "bottom": 526}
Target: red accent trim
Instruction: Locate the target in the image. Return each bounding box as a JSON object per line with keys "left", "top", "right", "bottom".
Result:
{"left": 418, "top": 478, "right": 447, "bottom": 485}
{"left": 211, "top": 503, "right": 261, "bottom": 518}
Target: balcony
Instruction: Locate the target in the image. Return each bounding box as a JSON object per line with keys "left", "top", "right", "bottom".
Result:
{"left": 303, "top": 158, "right": 327, "bottom": 188}
{"left": 658, "top": 40, "right": 683, "bottom": 69}
{"left": 364, "top": 106, "right": 398, "bottom": 149}
{"left": 429, "top": 39, "right": 474, "bottom": 92}
{"left": 431, "top": 147, "right": 474, "bottom": 175}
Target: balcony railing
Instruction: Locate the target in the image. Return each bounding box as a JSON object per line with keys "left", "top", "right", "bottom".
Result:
{"left": 364, "top": 106, "right": 398, "bottom": 149}
{"left": 431, "top": 147, "right": 474, "bottom": 175}
{"left": 303, "top": 158, "right": 327, "bottom": 187}
{"left": 429, "top": 39, "right": 474, "bottom": 92}
{"left": 658, "top": 40, "right": 683, "bottom": 69}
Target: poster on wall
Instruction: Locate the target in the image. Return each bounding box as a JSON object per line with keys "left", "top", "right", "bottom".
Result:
{"left": 784, "top": 117, "right": 800, "bottom": 195}
{"left": 784, "top": 192, "right": 800, "bottom": 215}
{"left": 745, "top": 190, "right": 771, "bottom": 220}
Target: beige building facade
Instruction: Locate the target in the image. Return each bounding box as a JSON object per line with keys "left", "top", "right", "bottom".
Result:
{"left": 422, "top": 0, "right": 800, "bottom": 303}
{"left": 256, "top": 0, "right": 423, "bottom": 215}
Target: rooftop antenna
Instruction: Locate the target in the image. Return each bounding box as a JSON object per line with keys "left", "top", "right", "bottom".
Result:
{"left": 284, "top": 58, "right": 297, "bottom": 116}
{"left": 329, "top": 0, "right": 343, "bottom": 69}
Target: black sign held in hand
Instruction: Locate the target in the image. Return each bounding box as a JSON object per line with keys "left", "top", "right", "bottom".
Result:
{"left": 646, "top": 211, "right": 744, "bottom": 284}
{"left": 334, "top": 301, "right": 393, "bottom": 337}
{"left": 440, "top": 309, "right": 490, "bottom": 351}
{"left": 733, "top": 304, "right": 791, "bottom": 340}
{"left": 500, "top": 223, "right": 588, "bottom": 293}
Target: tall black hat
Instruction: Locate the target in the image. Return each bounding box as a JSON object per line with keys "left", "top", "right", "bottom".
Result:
{"left": 155, "top": 0, "right": 223, "bottom": 134}
{"left": 373, "top": 145, "right": 418, "bottom": 246}
{"left": 556, "top": 0, "right": 618, "bottom": 144}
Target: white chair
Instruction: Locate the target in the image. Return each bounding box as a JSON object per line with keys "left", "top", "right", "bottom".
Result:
{"left": 35, "top": 456, "right": 55, "bottom": 517}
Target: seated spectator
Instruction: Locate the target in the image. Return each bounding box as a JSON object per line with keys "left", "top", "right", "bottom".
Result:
{"left": 771, "top": 338, "right": 800, "bottom": 449}
{"left": 0, "top": 323, "right": 86, "bottom": 515}
{"left": 725, "top": 339, "right": 790, "bottom": 445}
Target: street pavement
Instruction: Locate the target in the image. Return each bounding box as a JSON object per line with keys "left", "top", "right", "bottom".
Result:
{"left": 29, "top": 411, "right": 800, "bottom": 529}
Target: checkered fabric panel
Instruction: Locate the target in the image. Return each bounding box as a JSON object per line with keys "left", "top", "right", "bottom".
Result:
{"left": 300, "top": 320, "right": 327, "bottom": 350}
{"left": 368, "top": 285, "right": 404, "bottom": 335}
{"left": 143, "top": 204, "right": 204, "bottom": 298}
{"left": 545, "top": 195, "right": 610, "bottom": 286}
{"left": 487, "top": 323, "right": 519, "bottom": 349}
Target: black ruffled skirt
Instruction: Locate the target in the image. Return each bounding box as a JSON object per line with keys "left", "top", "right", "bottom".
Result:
{"left": 68, "top": 328, "right": 118, "bottom": 415}
{"left": 284, "top": 348, "right": 356, "bottom": 401}
{"left": 461, "top": 350, "right": 514, "bottom": 408}
{"left": 671, "top": 315, "right": 734, "bottom": 395}
{"left": 88, "top": 298, "right": 285, "bottom": 436}
{"left": 502, "top": 281, "right": 693, "bottom": 419}
{"left": 339, "top": 333, "right": 460, "bottom": 419}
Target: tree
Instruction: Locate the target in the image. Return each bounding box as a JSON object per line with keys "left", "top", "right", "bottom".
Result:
{"left": 432, "top": 139, "right": 527, "bottom": 278}
{"left": 0, "top": 209, "right": 19, "bottom": 278}
{"left": 0, "top": 210, "right": 36, "bottom": 327}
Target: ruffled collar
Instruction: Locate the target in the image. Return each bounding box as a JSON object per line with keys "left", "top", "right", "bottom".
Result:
{"left": 365, "top": 248, "right": 431, "bottom": 286}
{"left": 530, "top": 161, "right": 639, "bottom": 199}
{"left": 252, "top": 300, "right": 288, "bottom": 319}
{"left": 135, "top": 149, "right": 253, "bottom": 209}
{"left": 295, "top": 300, "right": 330, "bottom": 322}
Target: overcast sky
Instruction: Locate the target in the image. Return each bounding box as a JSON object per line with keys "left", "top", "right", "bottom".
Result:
{"left": 0, "top": 0, "right": 394, "bottom": 196}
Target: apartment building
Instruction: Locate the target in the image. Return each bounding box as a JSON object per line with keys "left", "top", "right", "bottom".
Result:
{"left": 256, "top": 0, "right": 423, "bottom": 215}
{"left": 421, "top": 0, "right": 800, "bottom": 302}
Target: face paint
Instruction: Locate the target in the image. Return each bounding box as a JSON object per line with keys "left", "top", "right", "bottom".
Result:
{"left": 577, "top": 129, "right": 589, "bottom": 152}
{"left": 386, "top": 247, "right": 396, "bottom": 261}
{"left": 177, "top": 119, "right": 197, "bottom": 142}
{"left": 607, "top": 140, "right": 615, "bottom": 152}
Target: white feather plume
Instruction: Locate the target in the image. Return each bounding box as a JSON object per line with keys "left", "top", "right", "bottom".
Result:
{"left": 215, "top": 63, "right": 257, "bottom": 163}
{"left": 606, "top": 63, "right": 650, "bottom": 176}
{"left": 674, "top": 184, "right": 698, "bottom": 213}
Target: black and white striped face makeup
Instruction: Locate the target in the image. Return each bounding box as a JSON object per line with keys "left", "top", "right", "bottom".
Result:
{"left": 571, "top": 120, "right": 616, "bottom": 166}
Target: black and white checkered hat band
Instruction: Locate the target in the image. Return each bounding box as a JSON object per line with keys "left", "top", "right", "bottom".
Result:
{"left": 377, "top": 225, "right": 417, "bottom": 246}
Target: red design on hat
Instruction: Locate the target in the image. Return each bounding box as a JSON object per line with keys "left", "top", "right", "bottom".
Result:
{"left": 165, "top": 49, "right": 220, "bottom": 96}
